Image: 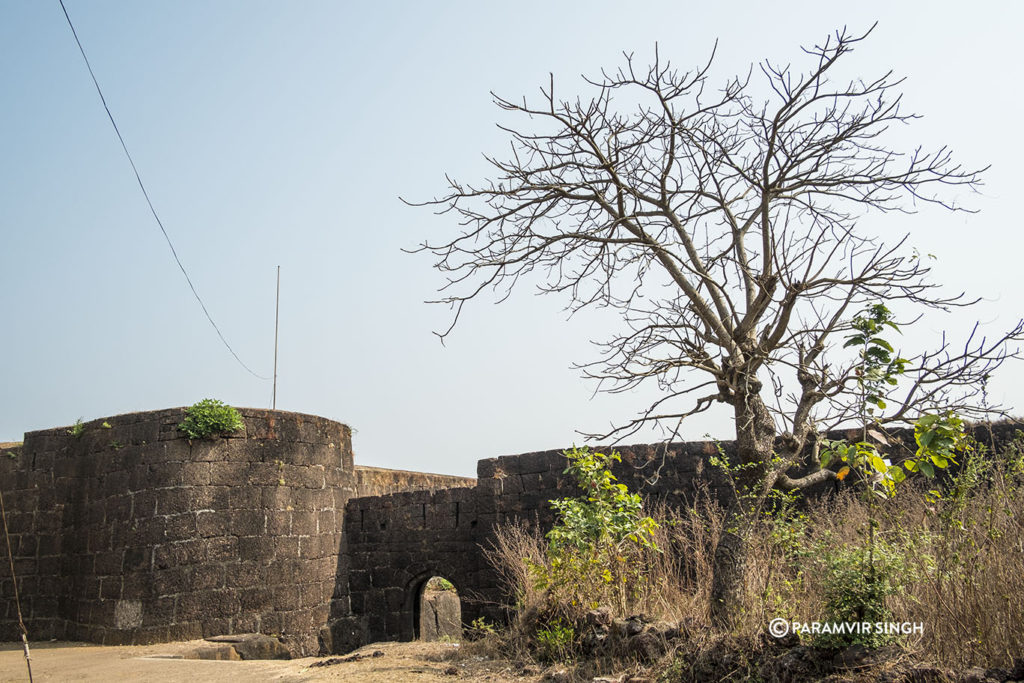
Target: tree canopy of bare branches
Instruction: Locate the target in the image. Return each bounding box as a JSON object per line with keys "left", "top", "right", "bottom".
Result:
{"left": 412, "top": 26, "right": 1019, "bottom": 473}
{"left": 410, "top": 26, "right": 1023, "bottom": 626}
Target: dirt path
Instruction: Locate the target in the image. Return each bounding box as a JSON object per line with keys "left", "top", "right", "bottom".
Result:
{"left": 0, "top": 640, "right": 527, "bottom": 683}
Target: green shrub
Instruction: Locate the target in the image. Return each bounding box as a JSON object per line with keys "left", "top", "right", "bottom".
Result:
{"left": 465, "top": 616, "right": 496, "bottom": 641}
{"left": 178, "top": 399, "right": 244, "bottom": 440}
{"left": 546, "top": 447, "right": 659, "bottom": 553}
{"left": 529, "top": 449, "right": 659, "bottom": 609}
{"left": 535, "top": 618, "right": 575, "bottom": 662}
{"left": 813, "top": 535, "right": 919, "bottom": 649}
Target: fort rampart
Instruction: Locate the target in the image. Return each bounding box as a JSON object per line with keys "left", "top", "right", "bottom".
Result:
{"left": 0, "top": 408, "right": 471, "bottom": 655}
{"left": 1, "top": 409, "right": 1017, "bottom": 655}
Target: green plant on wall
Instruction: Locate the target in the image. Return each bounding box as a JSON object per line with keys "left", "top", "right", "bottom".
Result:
{"left": 178, "top": 399, "right": 244, "bottom": 440}
{"left": 67, "top": 418, "right": 85, "bottom": 439}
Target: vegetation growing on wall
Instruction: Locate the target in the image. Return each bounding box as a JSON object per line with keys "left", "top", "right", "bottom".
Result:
{"left": 178, "top": 398, "right": 244, "bottom": 439}
{"left": 67, "top": 418, "right": 85, "bottom": 439}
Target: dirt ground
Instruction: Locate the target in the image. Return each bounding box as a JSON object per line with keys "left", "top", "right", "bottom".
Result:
{"left": 0, "top": 640, "right": 530, "bottom": 683}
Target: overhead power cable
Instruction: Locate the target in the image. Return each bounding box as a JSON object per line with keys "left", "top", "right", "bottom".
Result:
{"left": 58, "top": 0, "right": 270, "bottom": 381}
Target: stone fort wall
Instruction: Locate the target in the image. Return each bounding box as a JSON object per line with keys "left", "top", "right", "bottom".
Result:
{"left": 339, "top": 423, "right": 1021, "bottom": 648}
{"left": 2, "top": 410, "right": 1018, "bottom": 655}
{"left": 341, "top": 440, "right": 738, "bottom": 647}
{"left": 0, "top": 408, "right": 471, "bottom": 656}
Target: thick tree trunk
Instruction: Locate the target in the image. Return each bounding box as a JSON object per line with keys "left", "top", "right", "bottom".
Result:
{"left": 709, "top": 388, "right": 776, "bottom": 629}
{"left": 708, "top": 509, "right": 749, "bottom": 629}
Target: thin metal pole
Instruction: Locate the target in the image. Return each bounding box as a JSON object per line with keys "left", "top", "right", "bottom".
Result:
{"left": 1, "top": 489, "right": 33, "bottom": 683}
{"left": 273, "top": 265, "right": 280, "bottom": 410}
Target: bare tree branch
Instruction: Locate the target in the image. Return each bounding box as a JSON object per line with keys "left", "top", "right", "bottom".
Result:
{"left": 408, "top": 24, "right": 1017, "bottom": 492}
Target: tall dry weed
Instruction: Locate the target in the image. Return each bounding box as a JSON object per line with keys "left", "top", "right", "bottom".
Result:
{"left": 896, "top": 445, "right": 1024, "bottom": 668}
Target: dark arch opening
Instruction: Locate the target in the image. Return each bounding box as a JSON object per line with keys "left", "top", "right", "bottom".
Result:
{"left": 414, "top": 575, "right": 462, "bottom": 641}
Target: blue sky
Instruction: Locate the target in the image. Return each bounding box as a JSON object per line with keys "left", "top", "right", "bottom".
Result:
{"left": 2, "top": 2, "right": 1021, "bottom": 476}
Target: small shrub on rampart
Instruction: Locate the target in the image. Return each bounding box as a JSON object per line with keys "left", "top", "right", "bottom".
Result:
{"left": 67, "top": 418, "right": 85, "bottom": 439}
{"left": 178, "top": 399, "right": 244, "bottom": 440}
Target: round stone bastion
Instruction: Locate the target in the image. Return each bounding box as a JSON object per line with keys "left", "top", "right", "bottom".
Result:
{"left": 0, "top": 407, "right": 356, "bottom": 656}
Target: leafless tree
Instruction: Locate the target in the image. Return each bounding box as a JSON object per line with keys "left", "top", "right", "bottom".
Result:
{"left": 409, "top": 26, "right": 1022, "bottom": 625}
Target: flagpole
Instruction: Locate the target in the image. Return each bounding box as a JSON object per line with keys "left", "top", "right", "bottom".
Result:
{"left": 273, "top": 265, "right": 280, "bottom": 410}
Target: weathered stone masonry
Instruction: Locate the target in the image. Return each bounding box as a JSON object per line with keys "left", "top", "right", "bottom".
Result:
{"left": 339, "top": 423, "right": 1021, "bottom": 649}
{"left": 341, "top": 440, "right": 739, "bottom": 648}
{"left": 0, "top": 409, "right": 739, "bottom": 655}
{"left": 0, "top": 408, "right": 471, "bottom": 656}
{"left": 2, "top": 409, "right": 1017, "bottom": 656}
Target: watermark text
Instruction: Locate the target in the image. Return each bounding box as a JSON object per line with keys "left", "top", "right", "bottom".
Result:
{"left": 768, "top": 618, "right": 923, "bottom": 638}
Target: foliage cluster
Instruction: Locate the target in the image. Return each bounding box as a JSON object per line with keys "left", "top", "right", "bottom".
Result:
{"left": 819, "top": 306, "right": 967, "bottom": 504}
{"left": 812, "top": 535, "right": 919, "bottom": 649}
{"left": 177, "top": 399, "right": 244, "bottom": 440}
{"left": 67, "top": 418, "right": 85, "bottom": 439}
{"left": 545, "top": 447, "right": 658, "bottom": 553}
{"left": 464, "top": 616, "right": 496, "bottom": 641}
{"left": 528, "top": 448, "right": 659, "bottom": 623}
{"left": 535, "top": 618, "right": 575, "bottom": 663}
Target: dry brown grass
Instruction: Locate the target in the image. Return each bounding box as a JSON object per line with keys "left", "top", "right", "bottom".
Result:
{"left": 483, "top": 497, "right": 722, "bottom": 627}
{"left": 896, "top": 453, "right": 1024, "bottom": 669}
{"left": 742, "top": 453, "right": 1024, "bottom": 669}
{"left": 481, "top": 436, "right": 1024, "bottom": 676}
